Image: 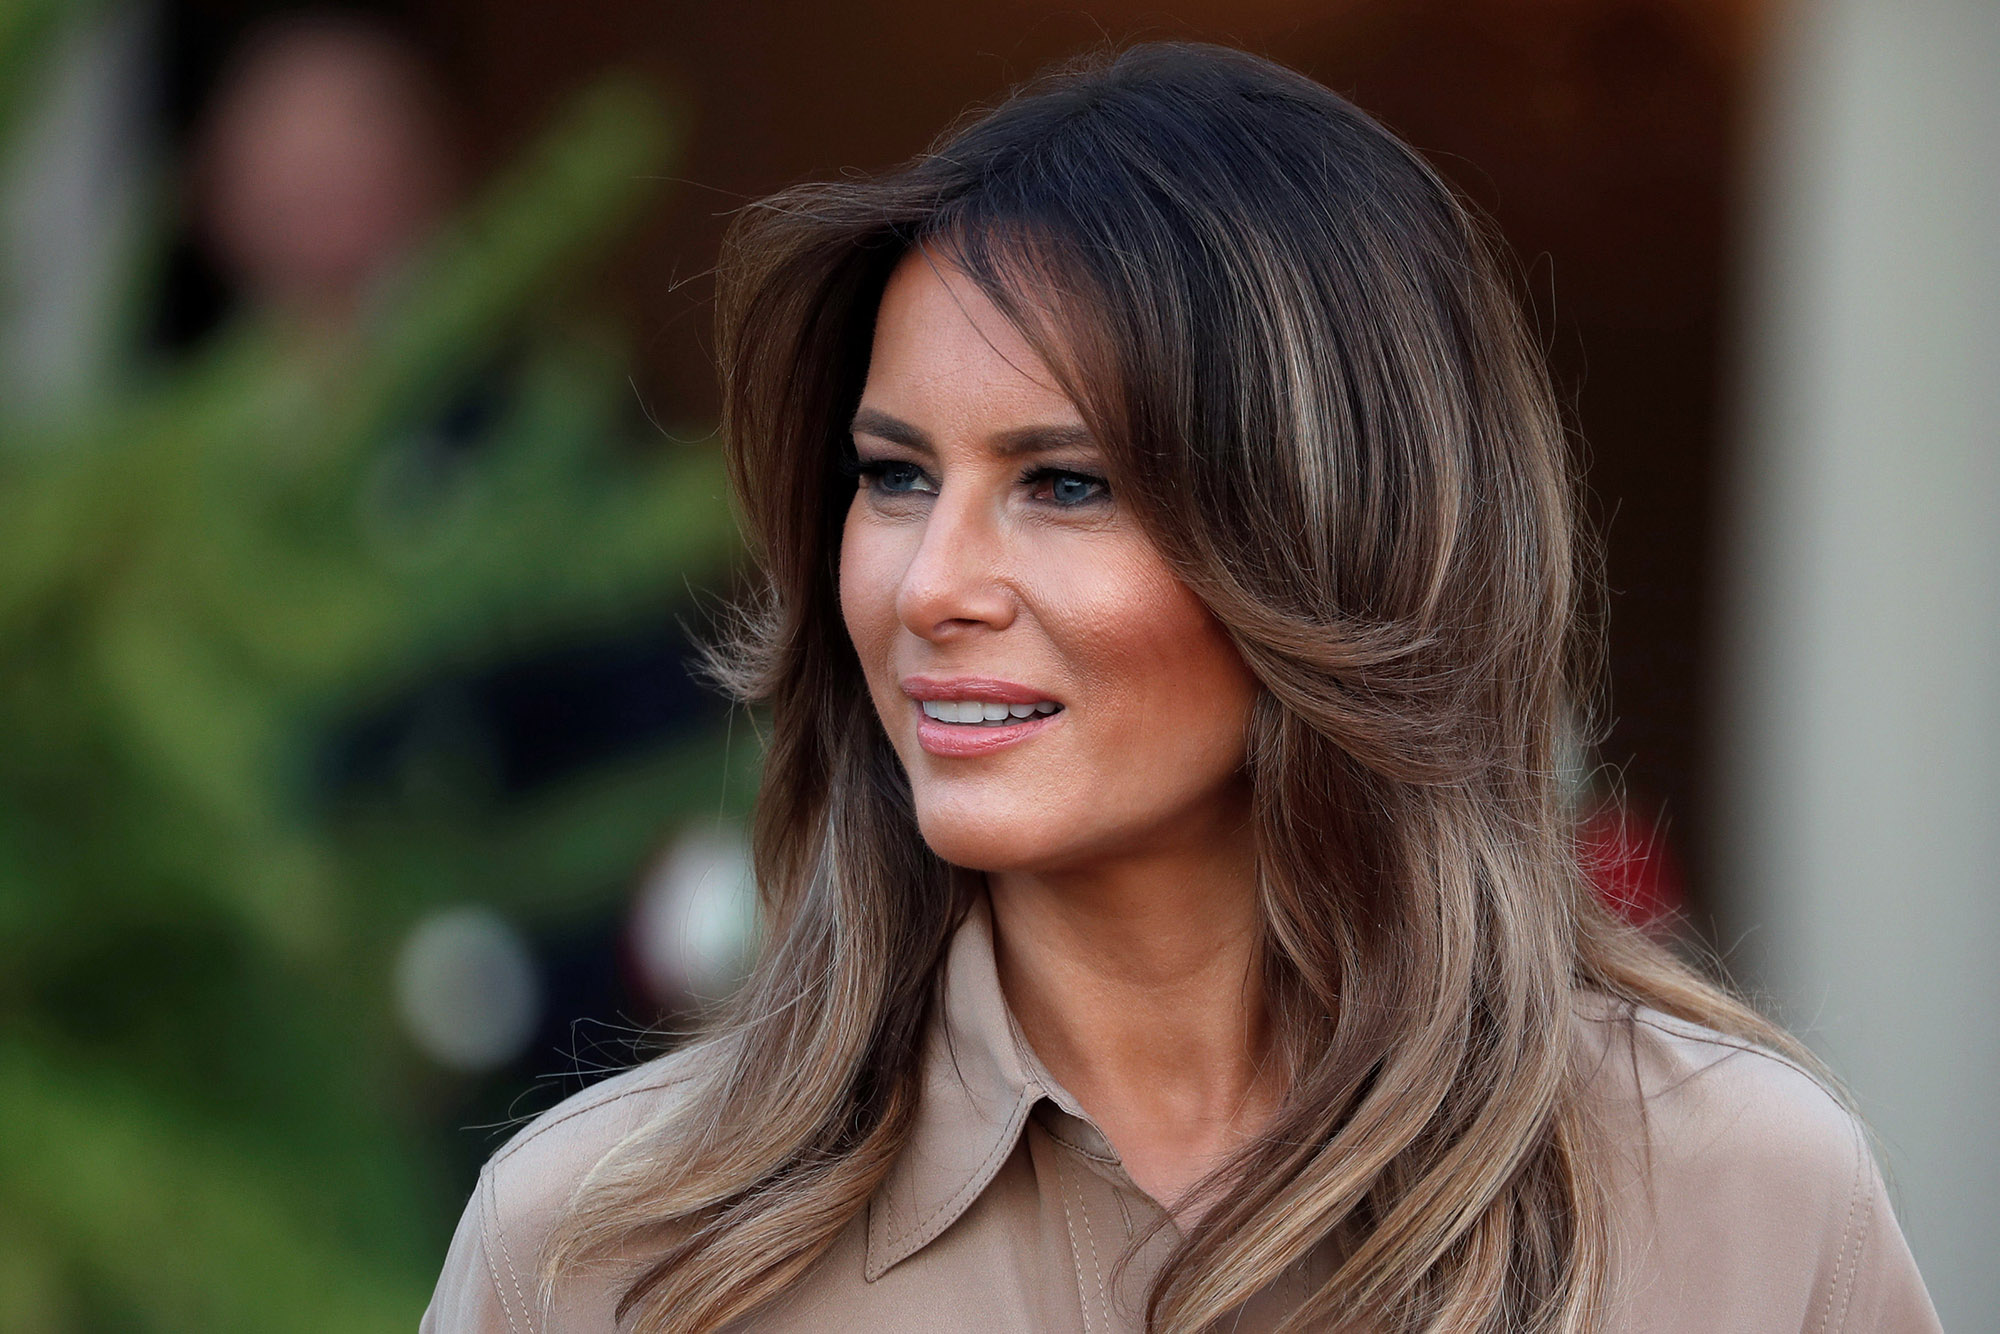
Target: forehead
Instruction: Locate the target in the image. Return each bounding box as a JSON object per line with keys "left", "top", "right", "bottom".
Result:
{"left": 860, "top": 251, "right": 1086, "bottom": 436}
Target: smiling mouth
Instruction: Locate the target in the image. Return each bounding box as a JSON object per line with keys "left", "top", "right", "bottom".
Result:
{"left": 917, "top": 699, "right": 1063, "bottom": 726}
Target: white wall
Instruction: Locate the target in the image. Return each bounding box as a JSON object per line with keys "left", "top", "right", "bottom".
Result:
{"left": 1718, "top": 0, "right": 2000, "bottom": 1326}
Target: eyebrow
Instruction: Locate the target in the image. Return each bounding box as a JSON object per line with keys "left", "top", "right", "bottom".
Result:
{"left": 849, "top": 406, "right": 1097, "bottom": 459}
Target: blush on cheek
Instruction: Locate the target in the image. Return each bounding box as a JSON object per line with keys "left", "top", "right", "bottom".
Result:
{"left": 1044, "top": 541, "right": 1254, "bottom": 721}
{"left": 1018, "top": 537, "right": 1260, "bottom": 842}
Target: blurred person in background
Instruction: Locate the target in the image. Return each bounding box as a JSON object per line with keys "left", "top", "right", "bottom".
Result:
{"left": 0, "top": 2, "right": 745, "bottom": 1325}
{"left": 187, "top": 10, "right": 459, "bottom": 345}
{"left": 181, "top": 5, "right": 720, "bottom": 874}
{"left": 179, "top": 8, "right": 728, "bottom": 1083}
{"left": 421, "top": 43, "right": 1937, "bottom": 1334}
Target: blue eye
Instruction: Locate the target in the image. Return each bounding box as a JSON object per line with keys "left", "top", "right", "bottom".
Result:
{"left": 1026, "top": 467, "right": 1110, "bottom": 508}
{"left": 853, "top": 459, "right": 937, "bottom": 495}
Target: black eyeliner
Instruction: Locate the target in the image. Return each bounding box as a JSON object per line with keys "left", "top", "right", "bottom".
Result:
{"left": 1018, "top": 463, "right": 1112, "bottom": 502}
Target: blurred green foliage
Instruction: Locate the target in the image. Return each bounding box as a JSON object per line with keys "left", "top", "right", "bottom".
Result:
{"left": 0, "top": 10, "right": 748, "bottom": 1329}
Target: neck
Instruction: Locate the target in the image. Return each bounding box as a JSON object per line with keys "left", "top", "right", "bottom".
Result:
{"left": 985, "top": 809, "right": 1282, "bottom": 1218}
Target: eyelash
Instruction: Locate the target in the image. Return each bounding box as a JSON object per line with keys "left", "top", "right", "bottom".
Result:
{"left": 842, "top": 457, "right": 1111, "bottom": 507}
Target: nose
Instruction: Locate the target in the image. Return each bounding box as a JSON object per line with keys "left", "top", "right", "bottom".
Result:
{"left": 894, "top": 487, "right": 1017, "bottom": 641}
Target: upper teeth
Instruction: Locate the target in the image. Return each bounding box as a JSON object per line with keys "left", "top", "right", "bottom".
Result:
{"left": 920, "top": 699, "right": 1061, "bottom": 723}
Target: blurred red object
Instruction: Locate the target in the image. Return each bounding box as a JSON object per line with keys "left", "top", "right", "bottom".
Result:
{"left": 1577, "top": 802, "right": 1684, "bottom": 930}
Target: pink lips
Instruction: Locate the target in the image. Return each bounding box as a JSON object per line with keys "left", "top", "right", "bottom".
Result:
{"left": 901, "top": 675, "right": 1065, "bottom": 758}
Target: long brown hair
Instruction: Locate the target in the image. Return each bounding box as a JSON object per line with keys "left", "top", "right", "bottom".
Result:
{"left": 547, "top": 42, "right": 1799, "bottom": 1332}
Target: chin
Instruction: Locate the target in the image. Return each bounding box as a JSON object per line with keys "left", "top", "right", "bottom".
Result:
{"left": 910, "top": 797, "right": 1067, "bottom": 874}
{"left": 914, "top": 819, "right": 1030, "bottom": 874}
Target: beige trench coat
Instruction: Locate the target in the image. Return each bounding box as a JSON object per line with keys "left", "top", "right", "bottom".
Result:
{"left": 422, "top": 899, "right": 1940, "bottom": 1332}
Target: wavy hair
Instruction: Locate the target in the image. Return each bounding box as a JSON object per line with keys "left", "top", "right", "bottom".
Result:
{"left": 546, "top": 42, "right": 1800, "bottom": 1332}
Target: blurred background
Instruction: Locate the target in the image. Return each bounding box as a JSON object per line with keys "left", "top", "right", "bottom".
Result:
{"left": 0, "top": 0, "right": 1990, "bottom": 1328}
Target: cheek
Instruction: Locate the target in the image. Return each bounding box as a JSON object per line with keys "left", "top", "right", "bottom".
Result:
{"left": 838, "top": 502, "right": 901, "bottom": 692}
{"left": 1050, "top": 542, "right": 1258, "bottom": 759}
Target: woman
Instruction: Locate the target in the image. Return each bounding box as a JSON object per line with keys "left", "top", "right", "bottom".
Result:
{"left": 424, "top": 43, "right": 1937, "bottom": 1333}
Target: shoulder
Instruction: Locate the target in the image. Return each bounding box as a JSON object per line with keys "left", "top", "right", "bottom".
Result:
{"left": 483, "top": 1049, "right": 705, "bottom": 1220}
{"left": 1573, "top": 996, "right": 1939, "bottom": 1333}
{"left": 421, "top": 1047, "right": 711, "bottom": 1334}
{"left": 1574, "top": 997, "right": 1860, "bottom": 1184}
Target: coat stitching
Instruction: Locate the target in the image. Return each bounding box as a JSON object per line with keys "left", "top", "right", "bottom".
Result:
{"left": 478, "top": 1166, "right": 528, "bottom": 1334}
{"left": 870, "top": 1086, "right": 1038, "bottom": 1277}
{"left": 1058, "top": 1153, "right": 1095, "bottom": 1334}
{"left": 1816, "top": 1117, "right": 1867, "bottom": 1334}
{"left": 1829, "top": 1116, "right": 1873, "bottom": 1333}
{"left": 1073, "top": 1154, "right": 1113, "bottom": 1334}
{"left": 491, "top": 1070, "right": 693, "bottom": 1172}
{"left": 1038, "top": 1118, "right": 1121, "bottom": 1165}
{"left": 902, "top": 1089, "right": 1033, "bottom": 1239}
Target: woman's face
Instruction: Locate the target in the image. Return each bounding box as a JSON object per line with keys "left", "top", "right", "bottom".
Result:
{"left": 839, "top": 252, "right": 1261, "bottom": 876}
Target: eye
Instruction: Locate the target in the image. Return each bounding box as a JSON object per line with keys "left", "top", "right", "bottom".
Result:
{"left": 1024, "top": 466, "right": 1110, "bottom": 508}
{"left": 852, "top": 458, "right": 938, "bottom": 496}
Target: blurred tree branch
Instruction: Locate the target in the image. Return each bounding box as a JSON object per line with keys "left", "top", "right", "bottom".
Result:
{"left": 0, "top": 8, "right": 745, "bottom": 1328}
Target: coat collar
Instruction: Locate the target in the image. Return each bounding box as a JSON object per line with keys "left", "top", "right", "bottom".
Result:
{"left": 864, "top": 894, "right": 1114, "bottom": 1280}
